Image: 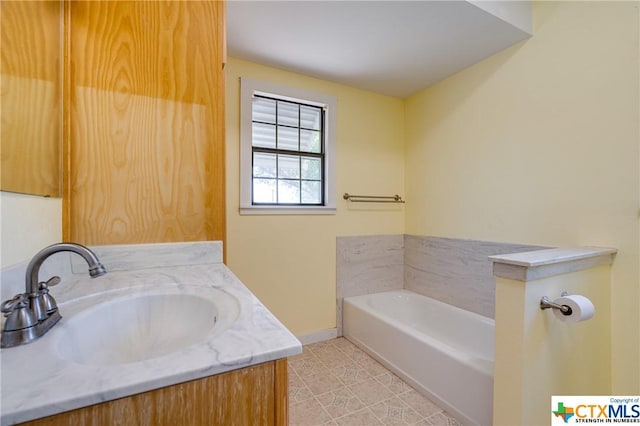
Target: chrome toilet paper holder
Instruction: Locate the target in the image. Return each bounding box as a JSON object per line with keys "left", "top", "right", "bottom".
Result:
{"left": 540, "top": 292, "right": 572, "bottom": 315}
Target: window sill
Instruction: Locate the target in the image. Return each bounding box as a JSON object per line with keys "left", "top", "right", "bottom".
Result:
{"left": 240, "top": 206, "right": 337, "bottom": 215}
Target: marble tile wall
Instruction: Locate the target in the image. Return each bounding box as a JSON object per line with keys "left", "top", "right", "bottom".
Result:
{"left": 336, "top": 234, "right": 547, "bottom": 323}
{"left": 336, "top": 235, "right": 404, "bottom": 335}
{"left": 404, "top": 235, "right": 547, "bottom": 318}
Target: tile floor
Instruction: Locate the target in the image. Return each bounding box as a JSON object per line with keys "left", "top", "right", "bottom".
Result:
{"left": 288, "top": 338, "right": 461, "bottom": 425}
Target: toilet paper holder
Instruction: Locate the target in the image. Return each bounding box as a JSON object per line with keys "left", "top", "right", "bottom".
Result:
{"left": 540, "top": 292, "right": 572, "bottom": 315}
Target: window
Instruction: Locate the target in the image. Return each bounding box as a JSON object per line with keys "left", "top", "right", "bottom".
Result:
{"left": 252, "top": 96, "right": 324, "bottom": 204}
{"left": 240, "top": 78, "right": 336, "bottom": 214}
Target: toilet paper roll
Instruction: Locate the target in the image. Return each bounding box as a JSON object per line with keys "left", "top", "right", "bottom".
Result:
{"left": 553, "top": 295, "right": 595, "bottom": 323}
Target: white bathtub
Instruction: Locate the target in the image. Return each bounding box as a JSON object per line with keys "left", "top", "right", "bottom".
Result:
{"left": 343, "top": 289, "right": 494, "bottom": 426}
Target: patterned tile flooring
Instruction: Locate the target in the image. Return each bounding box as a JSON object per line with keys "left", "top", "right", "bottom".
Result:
{"left": 288, "top": 338, "right": 461, "bottom": 425}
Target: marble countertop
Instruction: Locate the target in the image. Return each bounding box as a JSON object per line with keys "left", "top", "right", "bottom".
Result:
{"left": 0, "top": 241, "right": 301, "bottom": 425}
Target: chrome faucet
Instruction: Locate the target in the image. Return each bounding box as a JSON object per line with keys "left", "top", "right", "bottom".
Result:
{"left": 1, "top": 243, "right": 107, "bottom": 348}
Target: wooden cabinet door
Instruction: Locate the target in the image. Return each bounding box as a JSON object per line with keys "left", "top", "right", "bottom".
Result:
{"left": 1, "top": 1, "right": 61, "bottom": 197}
{"left": 65, "top": 1, "right": 225, "bottom": 247}
{"left": 18, "top": 359, "right": 289, "bottom": 426}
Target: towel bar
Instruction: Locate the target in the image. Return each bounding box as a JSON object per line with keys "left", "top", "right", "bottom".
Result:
{"left": 343, "top": 193, "right": 405, "bottom": 204}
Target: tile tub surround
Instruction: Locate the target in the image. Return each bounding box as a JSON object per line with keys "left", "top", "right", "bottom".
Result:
{"left": 404, "top": 236, "right": 548, "bottom": 318}
{"left": 289, "top": 337, "right": 460, "bottom": 426}
{"left": 336, "top": 235, "right": 546, "bottom": 324}
{"left": 0, "top": 241, "right": 301, "bottom": 425}
{"left": 336, "top": 235, "right": 404, "bottom": 336}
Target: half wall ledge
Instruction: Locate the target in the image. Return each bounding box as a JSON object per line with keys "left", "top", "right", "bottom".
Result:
{"left": 489, "top": 247, "right": 618, "bottom": 282}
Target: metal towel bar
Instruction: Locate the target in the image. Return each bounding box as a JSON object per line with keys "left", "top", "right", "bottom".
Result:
{"left": 343, "top": 193, "right": 405, "bottom": 204}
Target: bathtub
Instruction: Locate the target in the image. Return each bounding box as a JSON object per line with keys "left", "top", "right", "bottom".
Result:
{"left": 342, "top": 289, "right": 494, "bottom": 426}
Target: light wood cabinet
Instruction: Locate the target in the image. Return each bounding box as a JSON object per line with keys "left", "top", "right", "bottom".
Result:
{"left": 1, "top": 1, "right": 62, "bottom": 197}
{"left": 64, "top": 1, "right": 226, "bottom": 249}
{"left": 18, "top": 359, "right": 288, "bottom": 426}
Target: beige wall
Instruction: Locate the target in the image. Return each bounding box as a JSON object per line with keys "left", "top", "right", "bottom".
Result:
{"left": 405, "top": 1, "right": 639, "bottom": 393}
{"left": 0, "top": 192, "right": 62, "bottom": 268}
{"left": 225, "top": 58, "right": 405, "bottom": 336}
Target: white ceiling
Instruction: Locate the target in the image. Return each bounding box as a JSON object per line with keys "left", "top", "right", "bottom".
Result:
{"left": 226, "top": 1, "right": 532, "bottom": 98}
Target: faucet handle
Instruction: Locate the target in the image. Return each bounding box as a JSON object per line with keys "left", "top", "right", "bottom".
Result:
{"left": 1, "top": 294, "right": 37, "bottom": 331}
{"left": 40, "top": 276, "right": 61, "bottom": 288}
{"left": 1, "top": 294, "right": 28, "bottom": 314}
{"left": 38, "top": 277, "right": 60, "bottom": 314}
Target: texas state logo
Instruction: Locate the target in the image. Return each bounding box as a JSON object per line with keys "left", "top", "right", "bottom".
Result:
{"left": 554, "top": 401, "right": 576, "bottom": 423}
{"left": 552, "top": 396, "right": 640, "bottom": 424}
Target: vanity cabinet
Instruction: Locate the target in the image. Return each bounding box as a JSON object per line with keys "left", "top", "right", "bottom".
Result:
{"left": 2, "top": 243, "right": 301, "bottom": 425}
{"left": 18, "top": 359, "right": 288, "bottom": 426}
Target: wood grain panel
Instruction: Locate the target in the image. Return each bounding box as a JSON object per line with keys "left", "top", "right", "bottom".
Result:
{"left": 1, "top": 1, "right": 60, "bottom": 80}
{"left": 66, "top": 1, "right": 225, "bottom": 247}
{"left": 1, "top": 1, "right": 61, "bottom": 196}
{"left": 19, "top": 360, "right": 286, "bottom": 426}
{"left": 274, "top": 358, "right": 289, "bottom": 425}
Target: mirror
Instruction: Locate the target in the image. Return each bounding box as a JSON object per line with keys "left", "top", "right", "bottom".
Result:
{"left": 1, "top": 1, "right": 62, "bottom": 197}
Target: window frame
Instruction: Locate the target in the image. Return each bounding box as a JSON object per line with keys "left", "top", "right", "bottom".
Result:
{"left": 240, "top": 78, "right": 337, "bottom": 215}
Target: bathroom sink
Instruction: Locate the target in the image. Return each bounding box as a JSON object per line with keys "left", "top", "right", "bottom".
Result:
{"left": 55, "top": 286, "right": 239, "bottom": 366}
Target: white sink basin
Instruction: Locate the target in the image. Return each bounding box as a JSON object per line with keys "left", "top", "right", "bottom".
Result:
{"left": 55, "top": 286, "right": 239, "bottom": 366}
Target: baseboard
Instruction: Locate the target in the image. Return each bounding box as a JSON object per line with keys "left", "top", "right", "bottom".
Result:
{"left": 296, "top": 328, "right": 338, "bottom": 345}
